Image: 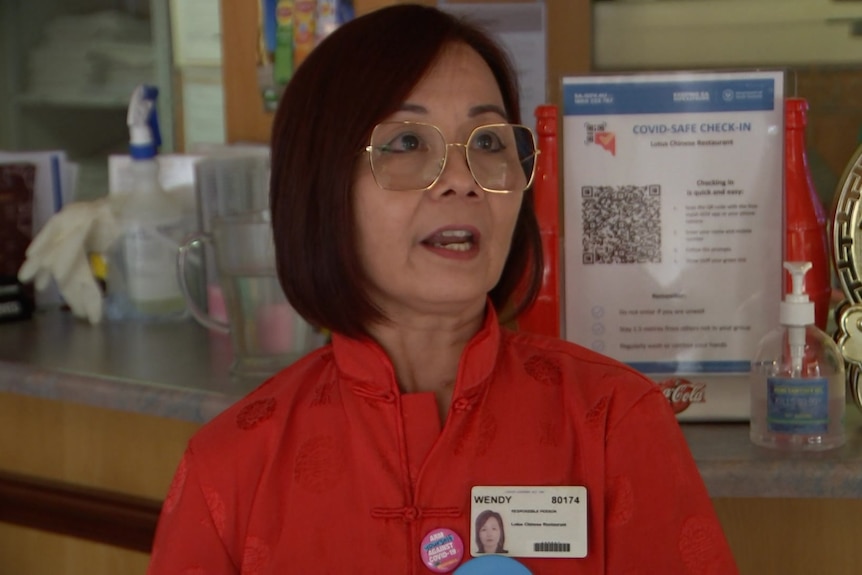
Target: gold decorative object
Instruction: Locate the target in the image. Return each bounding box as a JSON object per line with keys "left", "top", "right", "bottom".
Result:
{"left": 831, "top": 144, "right": 862, "bottom": 410}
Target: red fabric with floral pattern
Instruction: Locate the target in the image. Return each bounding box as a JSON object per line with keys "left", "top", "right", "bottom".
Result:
{"left": 147, "top": 307, "right": 738, "bottom": 574}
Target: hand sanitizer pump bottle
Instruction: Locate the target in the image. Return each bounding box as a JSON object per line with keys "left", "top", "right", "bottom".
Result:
{"left": 750, "top": 262, "right": 845, "bottom": 450}
{"left": 105, "top": 85, "right": 188, "bottom": 321}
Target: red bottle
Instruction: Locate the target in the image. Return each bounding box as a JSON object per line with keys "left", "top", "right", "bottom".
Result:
{"left": 518, "top": 105, "right": 561, "bottom": 338}
{"left": 784, "top": 98, "right": 830, "bottom": 330}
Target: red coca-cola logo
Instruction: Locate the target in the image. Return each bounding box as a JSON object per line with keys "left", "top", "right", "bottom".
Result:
{"left": 657, "top": 378, "right": 706, "bottom": 414}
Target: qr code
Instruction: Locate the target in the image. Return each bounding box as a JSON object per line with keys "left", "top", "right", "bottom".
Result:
{"left": 581, "top": 185, "right": 661, "bottom": 264}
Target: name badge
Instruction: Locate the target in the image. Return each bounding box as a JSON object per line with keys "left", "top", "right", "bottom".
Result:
{"left": 470, "top": 486, "right": 587, "bottom": 559}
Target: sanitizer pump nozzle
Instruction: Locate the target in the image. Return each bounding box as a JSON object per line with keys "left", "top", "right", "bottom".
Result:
{"left": 127, "top": 85, "right": 162, "bottom": 160}
{"left": 781, "top": 261, "right": 815, "bottom": 375}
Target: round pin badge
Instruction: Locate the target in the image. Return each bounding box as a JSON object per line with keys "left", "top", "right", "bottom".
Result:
{"left": 453, "top": 555, "right": 533, "bottom": 575}
{"left": 420, "top": 528, "right": 465, "bottom": 573}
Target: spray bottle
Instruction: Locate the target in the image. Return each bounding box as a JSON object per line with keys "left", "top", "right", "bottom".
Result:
{"left": 104, "top": 85, "right": 188, "bottom": 321}
{"left": 750, "top": 261, "right": 845, "bottom": 450}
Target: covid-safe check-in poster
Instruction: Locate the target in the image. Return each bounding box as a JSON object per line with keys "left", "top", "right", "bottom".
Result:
{"left": 562, "top": 71, "right": 784, "bottom": 420}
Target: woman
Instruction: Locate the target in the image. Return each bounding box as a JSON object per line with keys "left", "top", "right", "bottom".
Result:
{"left": 475, "top": 510, "right": 507, "bottom": 554}
{"left": 147, "top": 5, "right": 738, "bottom": 574}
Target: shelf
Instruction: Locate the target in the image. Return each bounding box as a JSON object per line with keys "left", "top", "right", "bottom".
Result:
{"left": 16, "top": 92, "right": 129, "bottom": 109}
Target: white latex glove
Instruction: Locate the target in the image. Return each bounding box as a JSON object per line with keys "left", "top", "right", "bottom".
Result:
{"left": 18, "top": 198, "right": 121, "bottom": 324}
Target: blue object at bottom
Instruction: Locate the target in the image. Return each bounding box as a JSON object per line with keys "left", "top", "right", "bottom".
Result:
{"left": 454, "top": 555, "right": 533, "bottom": 575}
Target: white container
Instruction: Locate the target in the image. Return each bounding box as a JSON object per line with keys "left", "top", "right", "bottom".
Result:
{"left": 105, "top": 159, "right": 189, "bottom": 321}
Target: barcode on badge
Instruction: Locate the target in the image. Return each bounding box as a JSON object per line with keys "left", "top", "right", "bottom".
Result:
{"left": 533, "top": 542, "right": 571, "bottom": 553}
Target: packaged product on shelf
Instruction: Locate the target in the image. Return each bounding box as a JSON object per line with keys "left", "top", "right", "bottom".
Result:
{"left": 293, "top": 0, "right": 316, "bottom": 68}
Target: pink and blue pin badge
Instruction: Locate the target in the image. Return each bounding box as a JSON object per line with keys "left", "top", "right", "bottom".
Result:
{"left": 421, "top": 528, "right": 465, "bottom": 573}
{"left": 454, "top": 555, "right": 533, "bottom": 574}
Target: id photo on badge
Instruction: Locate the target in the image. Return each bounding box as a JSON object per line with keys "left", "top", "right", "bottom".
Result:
{"left": 475, "top": 509, "right": 508, "bottom": 554}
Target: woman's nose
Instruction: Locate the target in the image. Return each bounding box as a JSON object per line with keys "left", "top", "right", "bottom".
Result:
{"left": 432, "top": 143, "right": 480, "bottom": 197}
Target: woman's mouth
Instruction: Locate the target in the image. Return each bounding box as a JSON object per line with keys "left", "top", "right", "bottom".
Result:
{"left": 422, "top": 228, "right": 479, "bottom": 253}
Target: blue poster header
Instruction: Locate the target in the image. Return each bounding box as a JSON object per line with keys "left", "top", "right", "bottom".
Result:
{"left": 563, "top": 78, "right": 776, "bottom": 116}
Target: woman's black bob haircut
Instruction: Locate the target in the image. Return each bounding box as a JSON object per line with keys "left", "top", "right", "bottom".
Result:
{"left": 270, "top": 4, "right": 542, "bottom": 337}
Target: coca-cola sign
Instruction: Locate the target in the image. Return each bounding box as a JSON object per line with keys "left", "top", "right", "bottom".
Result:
{"left": 657, "top": 378, "right": 706, "bottom": 414}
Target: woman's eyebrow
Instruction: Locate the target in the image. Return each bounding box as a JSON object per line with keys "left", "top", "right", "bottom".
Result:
{"left": 469, "top": 104, "right": 507, "bottom": 118}
{"left": 396, "top": 103, "right": 508, "bottom": 118}
{"left": 398, "top": 103, "right": 428, "bottom": 114}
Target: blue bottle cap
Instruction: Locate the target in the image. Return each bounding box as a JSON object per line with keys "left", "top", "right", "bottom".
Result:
{"left": 453, "top": 556, "right": 533, "bottom": 575}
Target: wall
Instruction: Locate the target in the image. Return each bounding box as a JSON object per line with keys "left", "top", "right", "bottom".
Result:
{"left": 0, "top": 1, "right": 10, "bottom": 149}
{"left": 797, "top": 66, "right": 862, "bottom": 209}
{"left": 594, "top": 0, "right": 862, "bottom": 69}
{"left": 593, "top": 0, "right": 862, "bottom": 210}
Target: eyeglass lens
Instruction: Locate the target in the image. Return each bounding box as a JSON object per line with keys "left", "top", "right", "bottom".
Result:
{"left": 369, "top": 122, "right": 536, "bottom": 193}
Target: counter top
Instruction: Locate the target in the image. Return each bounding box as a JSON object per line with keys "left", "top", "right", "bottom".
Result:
{"left": 683, "top": 415, "right": 862, "bottom": 498}
{"left": 0, "top": 309, "right": 263, "bottom": 424}
{"left": 3, "top": 309, "right": 862, "bottom": 499}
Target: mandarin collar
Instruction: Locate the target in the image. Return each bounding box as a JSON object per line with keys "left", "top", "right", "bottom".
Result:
{"left": 331, "top": 304, "right": 502, "bottom": 397}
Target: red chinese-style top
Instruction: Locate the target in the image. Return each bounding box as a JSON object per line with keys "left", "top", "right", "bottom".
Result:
{"left": 147, "top": 307, "right": 738, "bottom": 575}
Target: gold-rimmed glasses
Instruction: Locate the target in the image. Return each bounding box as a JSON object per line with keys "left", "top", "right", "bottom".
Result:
{"left": 364, "top": 121, "right": 538, "bottom": 194}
